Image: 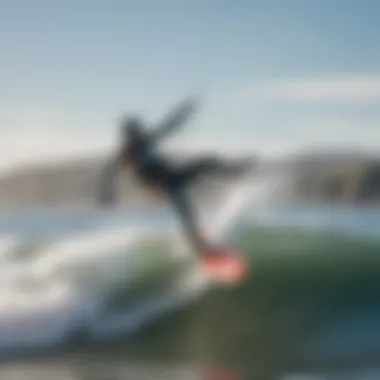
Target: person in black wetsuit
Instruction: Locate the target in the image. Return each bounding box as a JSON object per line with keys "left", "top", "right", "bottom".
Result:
{"left": 98, "top": 97, "right": 256, "bottom": 254}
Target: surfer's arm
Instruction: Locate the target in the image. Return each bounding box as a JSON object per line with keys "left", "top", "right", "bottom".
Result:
{"left": 150, "top": 96, "right": 199, "bottom": 142}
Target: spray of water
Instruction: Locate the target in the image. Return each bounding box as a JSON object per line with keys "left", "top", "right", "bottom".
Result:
{"left": 0, "top": 175, "right": 258, "bottom": 354}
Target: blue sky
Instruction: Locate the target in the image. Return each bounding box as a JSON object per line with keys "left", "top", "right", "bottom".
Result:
{"left": 1, "top": 0, "right": 380, "bottom": 169}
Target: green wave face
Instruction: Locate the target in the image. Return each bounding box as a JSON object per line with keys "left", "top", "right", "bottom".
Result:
{"left": 97, "top": 222, "right": 380, "bottom": 376}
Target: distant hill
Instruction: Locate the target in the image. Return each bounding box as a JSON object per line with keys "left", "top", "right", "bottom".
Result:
{"left": 0, "top": 156, "right": 105, "bottom": 208}
{"left": 0, "top": 150, "right": 379, "bottom": 208}
{"left": 277, "top": 148, "right": 380, "bottom": 204}
{"left": 290, "top": 156, "right": 380, "bottom": 204}
{"left": 0, "top": 154, "right": 235, "bottom": 208}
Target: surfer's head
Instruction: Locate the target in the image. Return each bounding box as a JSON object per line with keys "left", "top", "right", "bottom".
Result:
{"left": 120, "top": 115, "right": 146, "bottom": 141}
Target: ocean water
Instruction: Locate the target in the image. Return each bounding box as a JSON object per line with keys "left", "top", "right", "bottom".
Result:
{"left": 0, "top": 192, "right": 379, "bottom": 379}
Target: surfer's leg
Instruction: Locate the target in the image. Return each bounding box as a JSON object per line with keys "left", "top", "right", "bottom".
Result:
{"left": 167, "top": 186, "right": 210, "bottom": 254}
{"left": 179, "top": 156, "right": 256, "bottom": 184}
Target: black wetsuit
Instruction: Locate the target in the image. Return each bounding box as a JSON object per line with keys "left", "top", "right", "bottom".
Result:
{"left": 99, "top": 99, "right": 254, "bottom": 253}
{"left": 120, "top": 135, "right": 254, "bottom": 253}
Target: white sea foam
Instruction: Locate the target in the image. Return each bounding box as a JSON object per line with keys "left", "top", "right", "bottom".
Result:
{"left": 0, "top": 178, "right": 255, "bottom": 355}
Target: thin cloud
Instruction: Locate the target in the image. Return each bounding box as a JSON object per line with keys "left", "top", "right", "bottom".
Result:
{"left": 2, "top": 101, "right": 380, "bottom": 174}
{"left": 234, "top": 74, "right": 380, "bottom": 102}
{"left": 0, "top": 105, "right": 115, "bottom": 173}
{"left": 0, "top": 131, "right": 114, "bottom": 174}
